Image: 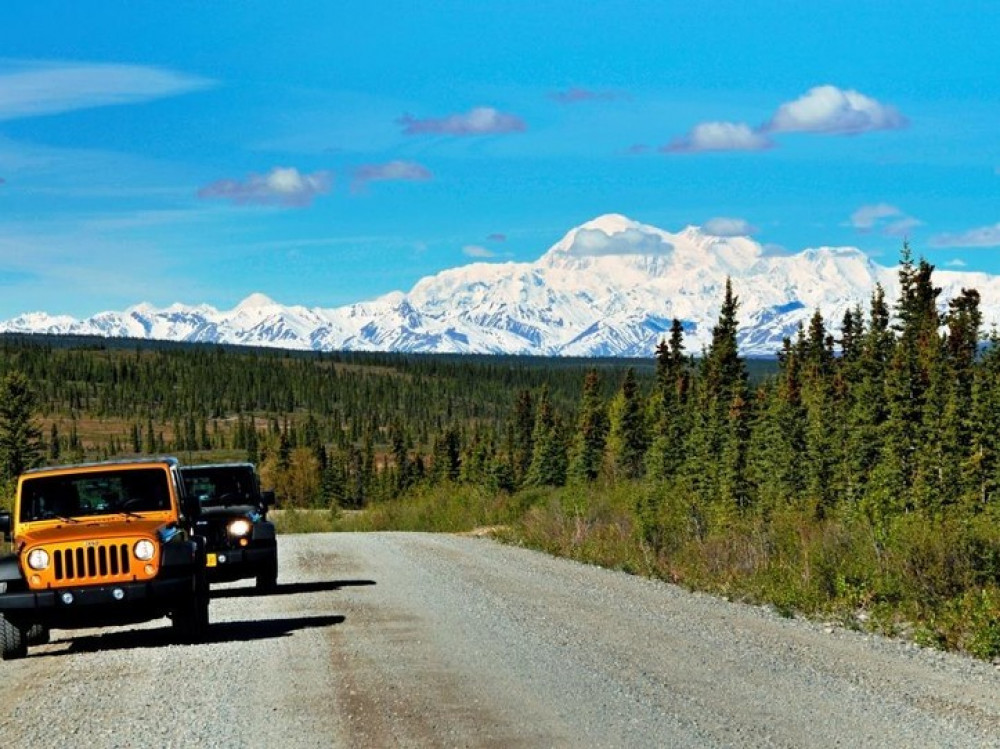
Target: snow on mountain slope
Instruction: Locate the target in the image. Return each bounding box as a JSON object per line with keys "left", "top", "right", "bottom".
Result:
{"left": 2, "top": 214, "right": 998, "bottom": 357}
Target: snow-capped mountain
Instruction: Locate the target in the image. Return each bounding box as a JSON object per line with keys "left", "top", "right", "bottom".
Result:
{"left": 4, "top": 214, "right": 1000, "bottom": 357}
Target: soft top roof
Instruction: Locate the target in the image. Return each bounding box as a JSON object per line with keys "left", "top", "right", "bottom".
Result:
{"left": 180, "top": 462, "right": 257, "bottom": 473}
{"left": 23, "top": 456, "right": 180, "bottom": 476}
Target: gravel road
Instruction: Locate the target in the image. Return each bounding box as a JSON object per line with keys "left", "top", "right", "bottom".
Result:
{"left": 1, "top": 532, "right": 999, "bottom": 748}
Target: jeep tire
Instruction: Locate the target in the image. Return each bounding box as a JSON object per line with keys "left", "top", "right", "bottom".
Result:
{"left": 256, "top": 555, "right": 278, "bottom": 592}
{"left": 173, "top": 574, "right": 209, "bottom": 643}
{"left": 1, "top": 614, "right": 27, "bottom": 660}
{"left": 26, "top": 623, "right": 50, "bottom": 646}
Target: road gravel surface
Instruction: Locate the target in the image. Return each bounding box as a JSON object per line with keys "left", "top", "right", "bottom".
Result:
{"left": 1, "top": 532, "right": 998, "bottom": 747}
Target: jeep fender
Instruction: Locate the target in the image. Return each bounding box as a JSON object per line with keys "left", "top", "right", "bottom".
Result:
{"left": 252, "top": 521, "right": 276, "bottom": 542}
{"left": 0, "top": 555, "right": 23, "bottom": 583}
{"left": 160, "top": 538, "right": 200, "bottom": 569}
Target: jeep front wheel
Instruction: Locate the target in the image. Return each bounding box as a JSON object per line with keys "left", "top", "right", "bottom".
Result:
{"left": 173, "top": 576, "right": 209, "bottom": 643}
{"left": 0, "top": 614, "right": 27, "bottom": 660}
{"left": 256, "top": 555, "right": 278, "bottom": 592}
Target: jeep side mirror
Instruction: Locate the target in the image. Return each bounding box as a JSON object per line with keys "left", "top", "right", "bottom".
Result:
{"left": 0, "top": 511, "right": 10, "bottom": 540}
{"left": 261, "top": 490, "right": 276, "bottom": 508}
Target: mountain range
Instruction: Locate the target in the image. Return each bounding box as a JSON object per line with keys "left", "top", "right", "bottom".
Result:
{"left": 4, "top": 214, "right": 998, "bottom": 357}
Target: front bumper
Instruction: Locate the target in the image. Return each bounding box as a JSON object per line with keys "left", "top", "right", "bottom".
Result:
{"left": 0, "top": 575, "right": 195, "bottom": 628}
{"left": 205, "top": 544, "right": 275, "bottom": 582}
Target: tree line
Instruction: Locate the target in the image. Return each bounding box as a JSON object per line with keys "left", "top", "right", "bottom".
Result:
{"left": 2, "top": 248, "right": 1000, "bottom": 655}
{"left": 2, "top": 247, "right": 998, "bottom": 532}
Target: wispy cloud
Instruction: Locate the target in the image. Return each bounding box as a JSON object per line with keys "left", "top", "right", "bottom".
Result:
{"left": 766, "top": 85, "right": 906, "bottom": 135}
{"left": 703, "top": 217, "right": 758, "bottom": 237}
{"left": 463, "top": 245, "right": 496, "bottom": 258}
{"left": 81, "top": 208, "right": 217, "bottom": 232}
{"left": 351, "top": 160, "right": 432, "bottom": 192}
{"left": 569, "top": 228, "right": 673, "bottom": 256}
{"left": 197, "top": 167, "right": 332, "bottom": 207}
{"left": 625, "top": 143, "right": 651, "bottom": 155}
{"left": 882, "top": 216, "right": 923, "bottom": 237}
{"left": 945, "top": 259, "right": 967, "bottom": 267}
{"left": 0, "top": 220, "right": 182, "bottom": 314}
{"left": 850, "top": 203, "right": 902, "bottom": 230}
{"left": 663, "top": 122, "right": 772, "bottom": 153}
{"left": 487, "top": 233, "right": 506, "bottom": 242}
{"left": 0, "top": 61, "right": 214, "bottom": 121}
{"left": 397, "top": 107, "right": 526, "bottom": 136}
{"left": 547, "top": 87, "right": 627, "bottom": 104}
{"left": 930, "top": 223, "right": 1000, "bottom": 248}
{"left": 849, "top": 203, "right": 922, "bottom": 236}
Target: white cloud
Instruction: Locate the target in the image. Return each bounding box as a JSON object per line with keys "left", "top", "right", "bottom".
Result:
{"left": 703, "top": 217, "right": 757, "bottom": 237}
{"left": 767, "top": 85, "right": 906, "bottom": 135}
{"left": 351, "top": 160, "right": 432, "bottom": 192}
{"left": 882, "top": 216, "right": 923, "bottom": 237}
{"left": 850, "top": 203, "right": 901, "bottom": 230}
{"left": 945, "top": 259, "right": 967, "bottom": 267}
{"left": 198, "top": 167, "right": 332, "bottom": 207}
{"left": 568, "top": 228, "right": 673, "bottom": 256}
{"left": 462, "top": 245, "right": 496, "bottom": 258}
{"left": 663, "top": 122, "right": 772, "bottom": 153}
{"left": 0, "top": 61, "right": 214, "bottom": 121}
{"left": 849, "top": 203, "right": 921, "bottom": 236}
{"left": 397, "top": 107, "right": 526, "bottom": 136}
{"left": 930, "top": 223, "right": 1000, "bottom": 248}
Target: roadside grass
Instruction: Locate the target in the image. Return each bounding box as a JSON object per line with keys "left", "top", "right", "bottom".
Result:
{"left": 271, "top": 507, "right": 340, "bottom": 534}
{"left": 330, "top": 480, "right": 1000, "bottom": 660}
{"left": 331, "top": 482, "right": 540, "bottom": 533}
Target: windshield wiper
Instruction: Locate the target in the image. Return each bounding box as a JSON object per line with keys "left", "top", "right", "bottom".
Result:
{"left": 41, "top": 513, "right": 80, "bottom": 524}
{"left": 110, "top": 508, "right": 144, "bottom": 520}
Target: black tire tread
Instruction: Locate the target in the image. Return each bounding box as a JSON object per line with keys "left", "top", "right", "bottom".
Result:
{"left": 255, "top": 554, "right": 278, "bottom": 592}
{"left": 1, "top": 614, "right": 27, "bottom": 660}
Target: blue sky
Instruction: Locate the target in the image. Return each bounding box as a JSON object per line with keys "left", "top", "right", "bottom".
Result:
{"left": 0, "top": 1, "right": 998, "bottom": 317}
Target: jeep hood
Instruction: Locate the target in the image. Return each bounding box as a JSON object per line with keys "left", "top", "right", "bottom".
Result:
{"left": 18, "top": 517, "right": 171, "bottom": 546}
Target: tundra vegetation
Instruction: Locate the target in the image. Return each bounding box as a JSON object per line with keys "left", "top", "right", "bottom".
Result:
{"left": 0, "top": 248, "right": 999, "bottom": 659}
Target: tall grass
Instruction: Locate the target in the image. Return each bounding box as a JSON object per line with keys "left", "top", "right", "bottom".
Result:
{"left": 509, "top": 481, "right": 1000, "bottom": 659}
{"left": 332, "top": 482, "right": 539, "bottom": 533}
{"left": 317, "top": 478, "right": 1000, "bottom": 660}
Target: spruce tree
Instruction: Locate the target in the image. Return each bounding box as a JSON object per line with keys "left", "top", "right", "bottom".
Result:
{"left": 525, "top": 386, "right": 567, "bottom": 487}
{"left": 513, "top": 389, "right": 534, "bottom": 485}
{"left": 605, "top": 368, "right": 647, "bottom": 480}
{"left": 647, "top": 320, "right": 691, "bottom": 481}
{"left": 0, "top": 371, "right": 44, "bottom": 481}
{"left": 431, "top": 426, "right": 461, "bottom": 483}
{"left": 688, "top": 278, "right": 749, "bottom": 509}
{"left": 567, "top": 369, "right": 608, "bottom": 483}
{"left": 48, "top": 422, "right": 60, "bottom": 462}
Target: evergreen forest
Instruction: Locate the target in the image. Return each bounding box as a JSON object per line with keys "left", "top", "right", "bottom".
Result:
{"left": 1, "top": 248, "right": 999, "bottom": 659}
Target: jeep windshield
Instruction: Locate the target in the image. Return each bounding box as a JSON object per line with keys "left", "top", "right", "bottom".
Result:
{"left": 19, "top": 467, "right": 172, "bottom": 523}
{"left": 182, "top": 466, "right": 258, "bottom": 508}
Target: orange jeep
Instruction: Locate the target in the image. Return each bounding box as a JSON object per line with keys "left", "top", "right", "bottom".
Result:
{"left": 0, "top": 457, "right": 208, "bottom": 659}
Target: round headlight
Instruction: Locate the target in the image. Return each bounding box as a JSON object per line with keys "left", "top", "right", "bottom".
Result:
{"left": 27, "top": 548, "right": 50, "bottom": 571}
{"left": 134, "top": 539, "right": 156, "bottom": 561}
{"left": 229, "top": 518, "right": 252, "bottom": 537}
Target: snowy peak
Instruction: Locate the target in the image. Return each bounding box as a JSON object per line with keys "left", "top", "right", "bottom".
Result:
{"left": 233, "top": 293, "right": 278, "bottom": 313}
{"left": 542, "top": 213, "right": 670, "bottom": 260}
{"left": 4, "top": 213, "right": 1000, "bottom": 358}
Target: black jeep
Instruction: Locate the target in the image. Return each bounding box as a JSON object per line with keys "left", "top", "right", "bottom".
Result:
{"left": 179, "top": 463, "right": 278, "bottom": 591}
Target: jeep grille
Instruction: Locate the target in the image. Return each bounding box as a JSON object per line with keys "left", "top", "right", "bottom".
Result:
{"left": 53, "top": 543, "right": 132, "bottom": 581}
